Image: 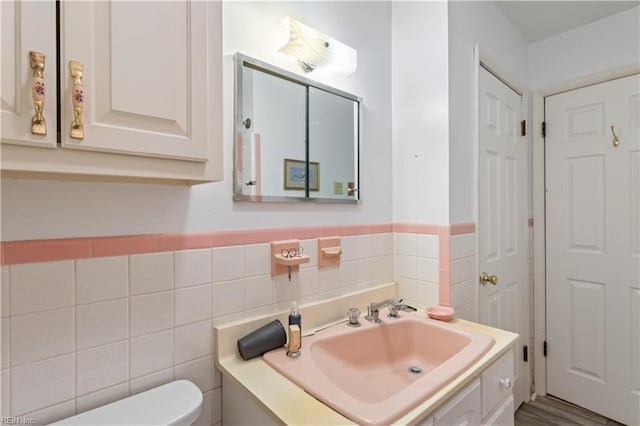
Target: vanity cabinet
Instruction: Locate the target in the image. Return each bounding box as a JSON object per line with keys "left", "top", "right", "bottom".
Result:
{"left": 223, "top": 348, "right": 515, "bottom": 426}
{"left": 432, "top": 378, "right": 481, "bottom": 425}
{"left": 417, "top": 349, "right": 515, "bottom": 426}
{"left": 1, "top": 0, "right": 222, "bottom": 184}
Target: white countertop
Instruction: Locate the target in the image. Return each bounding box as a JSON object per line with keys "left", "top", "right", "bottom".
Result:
{"left": 214, "top": 283, "right": 519, "bottom": 425}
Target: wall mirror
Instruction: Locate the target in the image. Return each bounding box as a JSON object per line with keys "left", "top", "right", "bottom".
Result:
{"left": 233, "top": 53, "right": 361, "bottom": 204}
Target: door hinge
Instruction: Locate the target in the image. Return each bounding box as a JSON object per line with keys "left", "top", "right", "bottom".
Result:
{"left": 541, "top": 122, "right": 546, "bottom": 138}
{"left": 523, "top": 345, "right": 528, "bottom": 362}
{"left": 543, "top": 340, "right": 547, "bottom": 357}
{"left": 520, "top": 120, "right": 526, "bottom": 136}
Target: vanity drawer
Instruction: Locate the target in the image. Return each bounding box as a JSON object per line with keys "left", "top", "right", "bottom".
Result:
{"left": 481, "top": 348, "right": 514, "bottom": 417}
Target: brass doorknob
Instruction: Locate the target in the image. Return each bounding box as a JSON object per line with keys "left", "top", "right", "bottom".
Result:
{"left": 480, "top": 272, "right": 498, "bottom": 285}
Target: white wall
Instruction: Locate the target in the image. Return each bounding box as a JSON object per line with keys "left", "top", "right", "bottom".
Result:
{"left": 392, "top": 1, "right": 450, "bottom": 224}
{"left": 0, "top": 1, "right": 393, "bottom": 241}
{"left": 447, "top": 1, "right": 529, "bottom": 223}
{"left": 529, "top": 6, "right": 640, "bottom": 91}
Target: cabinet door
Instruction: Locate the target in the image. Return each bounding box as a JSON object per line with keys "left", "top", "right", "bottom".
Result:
{"left": 482, "top": 394, "right": 514, "bottom": 426}
{"left": 60, "top": 1, "right": 211, "bottom": 161}
{"left": 434, "top": 378, "right": 481, "bottom": 426}
{"left": 1, "top": 0, "right": 57, "bottom": 148}
{"left": 481, "top": 349, "right": 514, "bottom": 418}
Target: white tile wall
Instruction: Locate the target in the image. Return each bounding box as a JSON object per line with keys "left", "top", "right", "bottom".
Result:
{"left": 394, "top": 233, "right": 440, "bottom": 307}
{"left": 1, "top": 368, "right": 10, "bottom": 415}
{"left": 129, "top": 367, "right": 174, "bottom": 395}
{"left": 243, "top": 244, "right": 270, "bottom": 276}
{"left": 10, "top": 261, "right": 74, "bottom": 315}
{"left": 130, "top": 291, "right": 173, "bottom": 337}
{"left": 23, "top": 400, "right": 75, "bottom": 426}
{"left": 11, "top": 354, "right": 74, "bottom": 415}
{"left": 129, "top": 329, "right": 174, "bottom": 379}
{"left": 417, "top": 234, "right": 439, "bottom": 258}
{"left": 450, "top": 232, "right": 477, "bottom": 321}
{"left": 174, "top": 355, "right": 213, "bottom": 393}
{"left": 1, "top": 266, "right": 10, "bottom": 317}
{"left": 2, "top": 318, "right": 10, "bottom": 369}
{"left": 76, "top": 382, "right": 129, "bottom": 414}
{"left": 76, "top": 298, "right": 128, "bottom": 350}
{"left": 76, "top": 256, "right": 129, "bottom": 304}
{"left": 174, "top": 320, "right": 212, "bottom": 365}
{"left": 130, "top": 252, "right": 173, "bottom": 296}
{"left": 175, "top": 284, "right": 212, "bottom": 326}
{"left": 212, "top": 247, "right": 245, "bottom": 282}
{"left": 76, "top": 341, "right": 128, "bottom": 395}
{"left": 174, "top": 249, "right": 211, "bottom": 288}
{"left": 11, "top": 308, "right": 74, "bottom": 366}
{"left": 1, "top": 232, "right": 395, "bottom": 425}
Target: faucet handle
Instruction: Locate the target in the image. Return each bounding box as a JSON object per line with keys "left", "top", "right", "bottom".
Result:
{"left": 347, "top": 307, "right": 361, "bottom": 327}
{"left": 388, "top": 304, "right": 399, "bottom": 318}
{"left": 387, "top": 299, "right": 405, "bottom": 319}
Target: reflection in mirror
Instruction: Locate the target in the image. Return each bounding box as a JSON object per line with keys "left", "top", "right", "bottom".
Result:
{"left": 309, "top": 87, "right": 358, "bottom": 199}
{"left": 233, "top": 53, "right": 361, "bottom": 204}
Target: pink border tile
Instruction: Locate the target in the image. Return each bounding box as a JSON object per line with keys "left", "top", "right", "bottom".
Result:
{"left": 3, "top": 238, "right": 92, "bottom": 265}
{"left": 212, "top": 230, "right": 255, "bottom": 247}
{"left": 438, "top": 235, "right": 452, "bottom": 307}
{"left": 0, "top": 222, "right": 476, "bottom": 265}
{"left": 158, "top": 232, "right": 212, "bottom": 251}
{"left": 393, "top": 223, "right": 412, "bottom": 233}
{"left": 290, "top": 226, "right": 323, "bottom": 240}
{"left": 254, "top": 228, "right": 292, "bottom": 244}
{"left": 92, "top": 234, "right": 158, "bottom": 257}
{"left": 448, "top": 223, "right": 476, "bottom": 235}
{"left": 369, "top": 223, "right": 393, "bottom": 234}
{"left": 340, "top": 225, "right": 369, "bottom": 237}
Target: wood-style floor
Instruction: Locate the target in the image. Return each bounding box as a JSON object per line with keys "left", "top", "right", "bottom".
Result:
{"left": 515, "top": 395, "right": 625, "bottom": 426}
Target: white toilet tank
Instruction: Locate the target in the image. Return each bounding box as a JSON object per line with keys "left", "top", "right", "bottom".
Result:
{"left": 51, "top": 380, "right": 203, "bottom": 425}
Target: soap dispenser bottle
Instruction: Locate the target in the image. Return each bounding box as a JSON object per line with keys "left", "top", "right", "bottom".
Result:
{"left": 288, "top": 302, "right": 302, "bottom": 353}
{"left": 289, "top": 301, "right": 301, "bottom": 329}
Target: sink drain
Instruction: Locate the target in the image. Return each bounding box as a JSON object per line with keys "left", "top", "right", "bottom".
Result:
{"left": 408, "top": 365, "right": 423, "bottom": 374}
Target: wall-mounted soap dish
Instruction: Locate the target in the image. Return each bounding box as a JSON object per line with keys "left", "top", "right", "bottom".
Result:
{"left": 271, "top": 239, "right": 310, "bottom": 280}
{"left": 318, "top": 236, "right": 342, "bottom": 268}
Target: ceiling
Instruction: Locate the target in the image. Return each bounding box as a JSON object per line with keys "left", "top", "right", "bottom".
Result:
{"left": 494, "top": 1, "right": 639, "bottom": 42}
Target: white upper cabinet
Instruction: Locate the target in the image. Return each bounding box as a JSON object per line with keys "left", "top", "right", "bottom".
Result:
{"left": 1, "top": 0, "right": 58, "bottom": 149}
{"left": 1, "top": 0, "right": 222, "bottom": 184}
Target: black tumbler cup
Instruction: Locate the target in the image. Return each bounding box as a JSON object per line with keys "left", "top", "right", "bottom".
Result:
{"left": 237, "top": 319, "right": 287, "bottom": 360}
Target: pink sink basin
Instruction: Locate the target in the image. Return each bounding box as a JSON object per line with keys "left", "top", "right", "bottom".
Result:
{"left": 263, "top": 313, "right": 495, "bottom": 426}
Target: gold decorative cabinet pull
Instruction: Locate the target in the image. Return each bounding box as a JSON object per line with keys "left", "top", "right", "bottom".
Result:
{"left": 610, "top": 125, "right": 620, "bottom": 147}
{"left": 69, "top": 60, "right": 85, "bottom": 140}
{"left": 29, "top": 51, "right": 46, "bottom": 135}
{"left": 480, "top": 272, "right": 498, "bottom": 286}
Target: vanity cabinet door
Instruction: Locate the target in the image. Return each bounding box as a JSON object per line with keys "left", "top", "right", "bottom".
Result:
{"left": 482, "top": 394, "right": 514, "bottom": 426}
{"left": 433, "top": 378, "right": 481, "bottom": 426}
{"left": 61, "top": 1, "right": 212, "bottom": 161}
{"left": 1, "top": 0, "right": 57, "bottom": 148}
{"left": 481, "top": 349, "right": 514, "bottom": 418}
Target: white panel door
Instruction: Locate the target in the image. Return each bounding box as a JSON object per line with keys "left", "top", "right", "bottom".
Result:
{"left": 546, "top": 73, "right": 640, "bottom": 426}
{"left": 478, "top": 66, "right": 529, "bottom": 410}
{"left": 1, "top": 0, "right": 57, "bottom": 148}
{"left": 60, "top": 1, "right": 209, "bottom": 161}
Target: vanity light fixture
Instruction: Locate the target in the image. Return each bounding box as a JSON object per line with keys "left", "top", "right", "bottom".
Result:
{"left": 279, "top": 17, "right": 357, "bottom": 75}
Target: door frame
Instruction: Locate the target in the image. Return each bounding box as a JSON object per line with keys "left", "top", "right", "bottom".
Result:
{"left": 531, "top": 63, "right": 640, "bottom": 397}
{"left": 473, "top": 45, "right": 532, "bottom": 404}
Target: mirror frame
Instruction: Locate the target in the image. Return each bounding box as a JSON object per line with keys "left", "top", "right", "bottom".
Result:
{"left": 233, "top": 53, "right": 362, "bottom": 204}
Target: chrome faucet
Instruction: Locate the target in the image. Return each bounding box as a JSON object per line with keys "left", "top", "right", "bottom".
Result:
{"left": 365, "top": 298, "right": 403, "bottom": 323}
